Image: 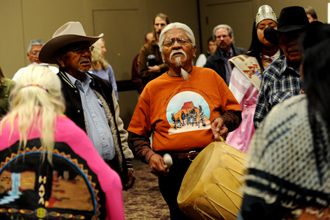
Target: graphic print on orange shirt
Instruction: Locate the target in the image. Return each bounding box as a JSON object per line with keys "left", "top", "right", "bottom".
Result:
{"left": 166, "top": 91, "right": 211, "bottom": 135}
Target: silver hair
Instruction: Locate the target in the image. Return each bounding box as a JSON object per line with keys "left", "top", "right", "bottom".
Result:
{"left": 27, "top": 39, "right": 45, "bottom": 54}
{"left": 212, "top": 24, "right": 234, "bottom": 43}
{"left": 158, "top": 22, "right": 195, "bottom": 52}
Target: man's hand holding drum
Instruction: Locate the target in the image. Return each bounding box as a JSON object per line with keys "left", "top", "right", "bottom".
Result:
{"left": 211, "top": 117, "right": 228, "bottom": 141}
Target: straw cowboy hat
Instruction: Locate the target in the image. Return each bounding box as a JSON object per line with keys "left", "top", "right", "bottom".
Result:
{"left": 39, "top": 21, "right": 103, "bottom": 64}
{"left": 264, "top": 6, "right": 309, "bottom": 44}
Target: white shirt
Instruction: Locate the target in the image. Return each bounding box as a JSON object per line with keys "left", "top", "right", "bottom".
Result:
{"left": 12, "top": 63, "right": 59, "bottom": 82}
{"left": 195, "top": 54, "right": 207, "bottom": 67}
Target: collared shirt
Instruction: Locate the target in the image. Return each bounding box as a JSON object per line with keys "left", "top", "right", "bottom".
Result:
{"left": 219, "top": 47, "right": 234, "bottom": 85}
{"left": 66, "top": 72, "right": 115, "bottom": 160}
{"left": 254, "top": 55, "right": 304, "bottom": 129}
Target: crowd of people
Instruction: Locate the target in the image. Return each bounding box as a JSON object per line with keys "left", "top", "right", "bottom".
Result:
{"left": 0, "top": 3, "right": 327, "bottom": 220}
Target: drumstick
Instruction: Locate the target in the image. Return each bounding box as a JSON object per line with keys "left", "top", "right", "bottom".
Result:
{"left": 163, "top": 153, "right": 173, "bottom": 168}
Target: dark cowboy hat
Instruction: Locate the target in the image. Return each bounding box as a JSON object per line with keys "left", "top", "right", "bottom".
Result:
{"left": 264, "top": 6, "right": 309, "bottom": 44}
{"left": 39, "top": 21, "right": 103, "bottom": 64}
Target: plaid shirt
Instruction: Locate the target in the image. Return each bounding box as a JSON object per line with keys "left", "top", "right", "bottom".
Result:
{"left": 254, "top": 55, "right": 303, "bottom": 129}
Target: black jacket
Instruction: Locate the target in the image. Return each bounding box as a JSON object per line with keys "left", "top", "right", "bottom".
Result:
{"left": 204, "top": 45, "right": 246, "bottom": 85}
{"left": 57, "top": 70, "right": 131, "bottom": 188}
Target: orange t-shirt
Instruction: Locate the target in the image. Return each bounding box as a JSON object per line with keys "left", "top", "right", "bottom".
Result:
{"left": 128, "top": 66, "right": 241, "bottom": 152}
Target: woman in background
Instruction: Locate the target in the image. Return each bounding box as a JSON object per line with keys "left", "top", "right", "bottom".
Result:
{"left": 90, "top": 38, "right": 119, "bottom": 100}
{"left": 0, "top": 65, "right": 125, "bottom": 220}
{"left": 195, "top": 36, "right": 217, "bottom": 67}
{"left": 0, "top": 67, "right": 15, "bottom": 119}
{"left": 226, "top": 5, "right": 281, "bottom": 152}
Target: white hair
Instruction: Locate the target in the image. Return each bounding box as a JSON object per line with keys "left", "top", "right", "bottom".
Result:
{"left": 27, "top": 39, "right": 45, "bottom": 54}
{"left": 158, "top": 22, "right": 195, "bottom": 52}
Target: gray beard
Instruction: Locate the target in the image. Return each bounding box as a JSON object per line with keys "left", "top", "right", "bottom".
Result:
{"left": 174, "top": 57, "right": 189, "bottom": 81}
{"left": 181, "top": 68, "right": 189, "bottom": 81}
{"left": 78, "top": 58, "right": 91, "bottom": 73}
{"left": 175, "top": 57, "right": 182, "bottom": 67}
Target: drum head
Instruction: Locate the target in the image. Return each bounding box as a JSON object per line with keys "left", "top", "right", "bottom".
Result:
{"left": 177, "top": 141, "right": 247, "bottom": 220}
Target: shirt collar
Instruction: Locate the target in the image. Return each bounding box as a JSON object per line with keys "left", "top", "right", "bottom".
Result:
{"left": 278, "top": 56, "right": 300, "bottom": 76}
{"left": 261, "top": 48, "right": 281, "bottom": 61}
{"left": 65, "top": 71, "right": 95, "bottom": 87}
{"left": 219, "top": 47, "right": 233, "bottom": 58}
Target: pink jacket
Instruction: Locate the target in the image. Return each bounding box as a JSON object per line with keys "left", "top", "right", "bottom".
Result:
{"left": 0, "top": 115, "right": 125, "bottom": 220}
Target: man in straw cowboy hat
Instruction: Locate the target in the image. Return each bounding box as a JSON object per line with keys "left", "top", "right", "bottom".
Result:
{"left": 39, "top": 21, "right": 135, "bottom": 190}
{"left": 254, "top": 6, "right": 309, "bottom": 129}
{"left": 128, "top": 22, "right": 241, "bottom": 219}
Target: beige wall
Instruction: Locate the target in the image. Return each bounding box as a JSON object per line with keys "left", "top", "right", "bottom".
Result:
{"left": 1, "top": 0, "right": 328, "bottom": 129}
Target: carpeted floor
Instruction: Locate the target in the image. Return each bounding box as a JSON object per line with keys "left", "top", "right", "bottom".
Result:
{"left": 123, "top": 163, "right": 170, "bottom": 220}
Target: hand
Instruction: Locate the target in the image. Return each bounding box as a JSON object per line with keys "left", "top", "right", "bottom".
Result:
{"left": 211, "top": 117, "right": 228, "bottom": 141}
{"left": 148, "top": 65, "right": 161, "bottom": 73}
{"left": 125, "top": 168, "right": 136, "bottom": 190}
{"left": 149, "top": 154, "right": 169, "bottom": 177}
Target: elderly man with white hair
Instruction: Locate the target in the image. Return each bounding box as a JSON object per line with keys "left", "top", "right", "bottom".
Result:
{"left": 128, "top": 22, "right": 242, "bottom": 219}
{"left": 12, "top": 39, "right": 59, "bottom": 82}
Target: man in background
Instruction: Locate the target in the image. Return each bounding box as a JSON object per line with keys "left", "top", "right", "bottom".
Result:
{"left": 12, "top": 39, "right": 58, "bottom": 81}
{"left": 204, "top": 24, "right": 246, "bottom": 85}
{"left": 305, "top": 6, "right": 318, "bottom": 23}
{"left": 138, "top": 13, "right": 170, "bottom": 88}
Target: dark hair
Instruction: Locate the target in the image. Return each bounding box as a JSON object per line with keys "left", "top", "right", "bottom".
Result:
{"left": 207, "top": 36, "right": 214, "bottom": 44}
{"left": 305, "top": 6, "right": 317, "bottom": 19}
{"left": 206, "top": 36, "right": 215, "bottom": 55}
{"left": 301, "top": 24, "right": 330, "bottom": 145}
{"left": 246, "top": 21, "right": 265, "bottom": 71}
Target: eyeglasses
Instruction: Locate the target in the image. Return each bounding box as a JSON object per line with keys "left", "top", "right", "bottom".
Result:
{"left": 163, "top": 38, "right": 191, "bottom": 47}
{"left": 71, "top": 46, "right": 94, "bottom": 54}
{"left": 215, "top": 35, "right": 229, "bottom": 39}
{"left": 30, "top": 51, "right": 40, "bottom": 57}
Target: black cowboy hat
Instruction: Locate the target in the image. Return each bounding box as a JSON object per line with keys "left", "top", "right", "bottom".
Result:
{"left": 264, "top": 6, "right": 309, "bottom": 44}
